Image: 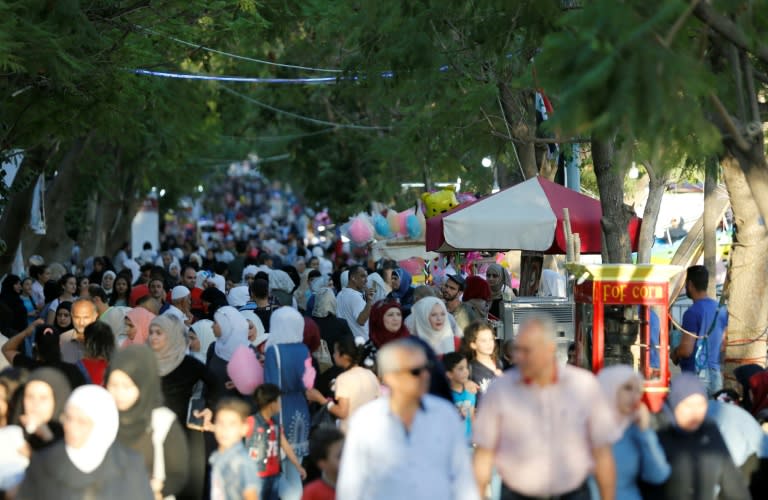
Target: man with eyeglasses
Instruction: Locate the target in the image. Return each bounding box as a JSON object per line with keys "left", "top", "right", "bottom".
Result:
{"left": 337, "top": 338, "right": 479, "bottom": 500}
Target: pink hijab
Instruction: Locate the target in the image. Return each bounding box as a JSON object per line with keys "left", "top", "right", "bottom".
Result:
{"left": 122, "top": 307, "right": 156, "bottom": 347}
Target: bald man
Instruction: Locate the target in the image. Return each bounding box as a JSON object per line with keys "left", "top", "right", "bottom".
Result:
{"left": 337, "top": 338, "right": 479, "bottom": 500}
{"left": 60, "top": 298, "right": 99, "bottom": 363}
{"left": 473, "top": 315, "right": 617, "bottom": 500}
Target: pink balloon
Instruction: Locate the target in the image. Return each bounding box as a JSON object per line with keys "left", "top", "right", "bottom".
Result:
{"left": 348, "top": 217, "right": 373, "bottom": 244}
{"left": 227, "top": 345, "right": 263, "bottom": 396}
{"left": 398, "top": 257, "right": 425, "bottom": 277}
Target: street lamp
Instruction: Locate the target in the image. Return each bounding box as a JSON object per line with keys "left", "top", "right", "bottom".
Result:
{"left": 482, "top": 157, "right": 500, "bottom": 193}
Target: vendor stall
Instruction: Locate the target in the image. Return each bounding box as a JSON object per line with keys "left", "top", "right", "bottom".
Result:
{"left": 568, "top": 263, "right": 683, "bottom": 412}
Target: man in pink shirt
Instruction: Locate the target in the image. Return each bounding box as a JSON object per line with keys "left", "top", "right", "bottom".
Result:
{"left": 473, "top": 314, "right": 617, "bottom": 500}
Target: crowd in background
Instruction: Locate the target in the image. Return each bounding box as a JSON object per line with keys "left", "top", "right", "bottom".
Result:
{"left": 0, "top": 172, "right": 766, "bottom": 500}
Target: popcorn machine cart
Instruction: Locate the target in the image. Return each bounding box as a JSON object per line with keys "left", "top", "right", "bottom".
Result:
{"left": 568, "top": 264, "right": 683, "bottom": 412}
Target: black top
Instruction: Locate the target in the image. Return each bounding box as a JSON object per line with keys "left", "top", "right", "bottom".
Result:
{"left": 469, "top": 359, "right": 502, "bottom": 397}
{"left": 313, "top": 315, "right": 353, "bottom": 361}
{"left": 122, "top": 419, "right": 190, "bottom": 497}
{"left": 649, "top": 420, "right": 750, "bottom": 500}
{"left": 17, "top": 441, "right": 153, "bottom": 500}
{"left": 160, "top": 355, "right": 210, "bottom": 425}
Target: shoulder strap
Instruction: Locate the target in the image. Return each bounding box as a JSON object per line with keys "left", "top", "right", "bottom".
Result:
{"left": 75, "top": 360, "right": 92, "bottom": 384}
{"left": 151, "top": 407, "right": 176, "bottom": 485}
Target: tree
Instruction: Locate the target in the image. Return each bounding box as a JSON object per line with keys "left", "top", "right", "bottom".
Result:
{"left": 535, "top": 0, "right": 768, "bottom": 370}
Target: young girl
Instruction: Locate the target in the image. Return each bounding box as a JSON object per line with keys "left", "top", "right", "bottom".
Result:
{"left": 306, "top": 334, "right": 380, "bottom": 432}
{"left": 109, "top": 274, "right": 131, "bottom": 307}
{"left": 461, "top": 320, "right": 503, "bottom": 396}
{"left": 20, "top": 278, "right": 37, "bottom": 325}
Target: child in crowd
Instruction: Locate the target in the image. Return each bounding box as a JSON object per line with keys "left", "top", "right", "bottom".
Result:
{"left": 210, "top": 398, "right": 260, "bottom": 500}
{"left": 461, "top": 320, "right": 503, "bottom": 396}
{"left": 444, "top": 351, "right": 476, "bottom": 442}
{"left": 301, "top": 428, "right": 345, "bottom": 500}
{"left": 245, "top": 384, "right": 307, "bottom": 500}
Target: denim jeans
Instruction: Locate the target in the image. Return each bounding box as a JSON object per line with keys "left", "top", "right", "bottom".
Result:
{"left": 698, "top": 367, "right": 723, "bottom": 397}
{"left": 278, "top": 458, "right": 303, "bottom": 500}
{"left": 255, "top": 475, "right": 280, "bottom": 500}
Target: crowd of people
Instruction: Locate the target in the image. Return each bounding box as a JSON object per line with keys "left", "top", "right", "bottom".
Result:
{"left": 0, "top": 174, "right": 766, "bottom": 499}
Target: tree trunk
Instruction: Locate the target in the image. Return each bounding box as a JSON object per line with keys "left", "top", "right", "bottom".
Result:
{"left": 0, "top": 143, "right": 60, "bottom": 273}
{"left": 721, "top": 154, "right": 768, "bottom": 385}
{"left": 19, "top": 136, "right": 91, "bottom": 266}
{"left": 592, "top": 135, "right": 633, "bottom": 263}
{"left": 703, "top": 157, "right": 719, "bottom": 298}
{"left": 636, "top": 163, "right": 669, "bottom": 264}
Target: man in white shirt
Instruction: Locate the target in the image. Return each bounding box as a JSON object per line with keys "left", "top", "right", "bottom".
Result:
{"left": 337, "top": 338, "right": 479, "bottom": 500}
{"left": 335, "top": 265, "right": 374, "bottom": 340}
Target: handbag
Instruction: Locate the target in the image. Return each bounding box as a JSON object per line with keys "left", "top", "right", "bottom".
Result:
{"left": 310, "top": 405, "right": 337, "bottom": 432}
{"left": 313, "top": 339, "right": 334, "bottom": 374}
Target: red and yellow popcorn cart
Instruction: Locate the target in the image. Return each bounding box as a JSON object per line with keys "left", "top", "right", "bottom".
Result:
{"left": 567, "top": 264, "right": 683, "bottom": 412}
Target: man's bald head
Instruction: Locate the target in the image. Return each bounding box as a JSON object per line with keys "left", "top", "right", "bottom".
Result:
{"left": 71, "top": 298, "right": 98, "bottom": 336}
{"left": 514, "top": 314, "right": 558, "bottom": 383}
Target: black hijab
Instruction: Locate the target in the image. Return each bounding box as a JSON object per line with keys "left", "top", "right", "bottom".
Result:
{"left": 106, "top": 345, "right": 164, "bottom": 444}
{"left": 0, "top": 274, "right": 28, "bottom": 332}
{"left": 19, "top": 367, "right": 72, "bottom": 450}
{"left": 52, "top": 301, "right": 73, "bottom": 335}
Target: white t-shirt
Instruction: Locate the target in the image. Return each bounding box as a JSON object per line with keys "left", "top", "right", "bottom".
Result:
{"left": 336, "top": 288, "right": 369, "bottom": 339}
{"left": 334, "top": 366, "right": 380, "bottom": 432}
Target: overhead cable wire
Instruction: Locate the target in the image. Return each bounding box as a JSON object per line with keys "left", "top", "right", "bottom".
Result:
{"left": 131, "top": 68, "right": 337, "bottom": 84}
{"left": 138, "top": 26, "right": 344, "bottom": 74}
{"left": 220, "top": 86, "right": 392, "bottom": 131}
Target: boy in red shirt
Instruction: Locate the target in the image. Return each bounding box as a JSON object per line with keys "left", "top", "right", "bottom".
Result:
{"left": 302, "top": 428, "right": 344, "bottom": 500}
{"left": 245, "top": 384, "right": 306, "bottom": 500}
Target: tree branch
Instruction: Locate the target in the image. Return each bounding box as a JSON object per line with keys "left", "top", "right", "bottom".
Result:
{"left": 663, "top": 0, "right": 701, "bottom": 48}
{"left": 694, "top": 2, "right": 768, "bottom": 65}
{"left": 709, "top": 93, "right": 750, "bottom": 151}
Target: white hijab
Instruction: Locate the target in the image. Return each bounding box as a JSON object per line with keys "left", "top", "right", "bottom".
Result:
{"left": 190, "top": 319, "right": 216, "bottom": 363}
{"left": 213, "top": 306, "right": 250, "bottom": 361}
{"left": 367, "top": 273, "right": 390, "bottom": 302}
{"left": 412, "top": 297, "right": 454, "bottom": 354}
{"left": 266, "top": 306, "right": 304, "bottom": 347}
{"left": 597, "top": 365, "right": 639, "bottom": 438}
{"left": 64, "top": 385, "right": 119, "bottom": 474}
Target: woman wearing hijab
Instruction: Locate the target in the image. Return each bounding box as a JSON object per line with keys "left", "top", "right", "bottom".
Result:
{"left": 461, "top": 275, "right": 491, "bottom": 323}
{"left": 101, "top": 271, "right": 117, "bottom": 303}
{"left": 264, "top": 307, "right": 311, "bottom": 500}
{"left": 17, "top": 385, "right": 154, "bottom": 500}
{"left": 188, "top": 319, "right": 216, "bottom": 363}
{"left": 387, "top": 268, "right": 415, "bottom": 318}
{"left": 269, "top": 269, "right": 298, "bottom": 307}
{"left": 369, "top": 300, "right": 410, "bottom": 349}
{"left": 206, "top": 306, "right": 251, "bottom": 407}
{"left": 485, "top": 263, "right": 515, "bottom": 319}
{"left": 52, "top": 301, "right": 73, "bottom": 335}
{"left": 12, "top": 367, "right": 72, "bottom": 452}
{"left": 0, "top": 275, "right": 29, "bottom": 334}
{"left": 122, "top": 307, "right": 156, "bottom": 348}
{"left": 106, "top": 345, "right": 189, "bottom": 499}
{"left": 410, "top": 296, "right": 455, "bottom": 355}
{"left": 650, "top": 373, "right": 749, "bottom": 500}
{"left": 147, "top": 315, "right": 209, "bottom": 424}
{"left": 597, "top": 365, "right": 670, "bottom": 500}
{"left": 311, "top": 289, "right": 354, "bottom": 360}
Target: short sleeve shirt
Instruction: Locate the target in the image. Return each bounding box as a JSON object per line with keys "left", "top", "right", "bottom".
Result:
{"left": 334, "top": 366, "right": 380, "bottom": 432}
{"left": 473, "top": 365, "right": 617, "bottom": 497}
{"left": 335, "top": 288, "right": 369, "bottom": 339}
{"left": 209, "top": 443, "right": 260, "bottom": 500}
